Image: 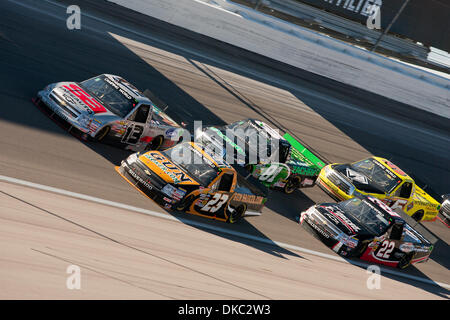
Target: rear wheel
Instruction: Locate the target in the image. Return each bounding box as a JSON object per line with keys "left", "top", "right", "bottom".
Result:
{"left": 398, "top": 252, "right": 415, "bottom": 269}
{"left": 175, "top": 195, "right": 194, "bottom": 212}
{"left": 284, "top": 176, "right": 301, "bottom": 194}
{"left": 227, "top": 204, "right": 247, "bottom": 224}
{"left": 412, "top": 210, "right": 424, "bottom": 222}
{"left": 94, "top": 126, "right": 110, "bottom": 142}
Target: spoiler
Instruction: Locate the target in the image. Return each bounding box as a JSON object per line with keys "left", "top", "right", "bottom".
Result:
{"left": 395, "top": 209, "right": 438, "bottom": 245}
{"left": 283, "top": 132, "right": 326, "bottom": 170}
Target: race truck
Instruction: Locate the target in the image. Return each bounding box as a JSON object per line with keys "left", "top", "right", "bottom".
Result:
{"left": 196, "top": 119, "right": 326, "bottom": 194}
{"left": 33, "top": 74, "right": 186, "bottom": 151}
{"left": 299, "top": 195, "right": 436, "bottom": 269}
{"left": 316, "top": 157, "right": 443, "bottom": 222}
{"left": 440, "top": 194, "right": 450, "bottom": 223}
{"left": 115, "top": 142, "right": 267, "bottom": 223}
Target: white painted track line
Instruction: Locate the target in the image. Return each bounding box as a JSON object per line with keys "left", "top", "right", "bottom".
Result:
{"left": 1, "top": 174, "right": 448, "bottom": 290}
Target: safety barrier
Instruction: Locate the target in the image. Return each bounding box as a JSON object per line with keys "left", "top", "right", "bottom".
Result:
{"left": 107, "top": 0, "right": 450, "bottom": 118}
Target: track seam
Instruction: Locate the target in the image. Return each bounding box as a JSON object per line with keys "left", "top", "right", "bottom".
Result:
{"left": 1, "top": 175, "right": 449, "bottom": 291}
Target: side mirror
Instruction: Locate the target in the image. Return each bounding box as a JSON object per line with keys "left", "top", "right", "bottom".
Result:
{"left": 389, "top": 221, "right": 404, "bottom": 241}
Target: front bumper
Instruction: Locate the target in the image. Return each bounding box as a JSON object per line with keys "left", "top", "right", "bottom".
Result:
{"left": 36, "top": 89, "right": 91, "bottom": 135}
{"left": 439, "top": 199, "right": 450, "bottom": 220}
{"left": 316, "top": 167, "right": 353, "bottom": 201}
{"left": 116, "top": 159, "right": 176, "bottom": 209}
{"left": 300, "top": 209, "right": 358, "bottom": 257}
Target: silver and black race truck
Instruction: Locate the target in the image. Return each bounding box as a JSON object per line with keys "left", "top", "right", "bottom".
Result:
{"left": 34, "top": 74, "right": 186, "bottom": 151}
{"left": 299, "top": 195, "right": 437, "bottom": 269}
{"left": 116, "top": 142, "right": 267, "bottom": 223}
{"left": 440, "top": 194, "right": 450, "bottom": 223}
{"left": 196, "top": 119, "right": 326, "bottom": 194}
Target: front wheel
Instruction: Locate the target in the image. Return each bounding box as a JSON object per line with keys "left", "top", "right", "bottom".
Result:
{"left": 353, "top": 241, "right": 369, "bottom": 258}
{"left": 227, "top": 204, "right": 247, "bottom": 224}
{"left": 175, "top": 195, "right": 194, "bottom": 212}
{"left": 94, "top": 126, "right": 110, "bottom": 142}
{"left": 398, "top": 252, "right": 415, "bottom": 269}
{"left": 147, "top": 135, "right": 164, "bottom": 151}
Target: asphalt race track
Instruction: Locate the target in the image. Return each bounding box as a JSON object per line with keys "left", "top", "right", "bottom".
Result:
{"left": 0, "top": 0, "right": 449, "bottom": 298}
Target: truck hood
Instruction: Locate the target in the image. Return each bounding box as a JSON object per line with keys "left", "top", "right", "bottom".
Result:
{"left": 138, "top": 151, "right": 200, "bottom": 186}
{"left": 52, "top": 82, "right": 115, "bottom": 117}
{"left": 334, "top": 164, "right": 386, "bottom": 194}
{"left": 316, "top": 204, "right": 376, "bottom": 238}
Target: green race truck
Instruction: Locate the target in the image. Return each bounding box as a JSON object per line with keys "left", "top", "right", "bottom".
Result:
{"left": 196, "top": 119, "right": 326, "bottom": 194}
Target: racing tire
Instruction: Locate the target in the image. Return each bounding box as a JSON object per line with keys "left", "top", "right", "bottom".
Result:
{"left": 175, "top": 195, "right": 194, "bottom": 212}
{"left": 147, "top": 135, "right": 164, "bottom": 151}
{"left": 244, "top": 164, "right": 255, "bottom": 173}
{"left": 397, "top": 252, "right": 415, "bottom": 269}
{"left": 227, "top": 204, "right": 247, "bottom": 224}
{"left": 284, "top": 176, "right": 301, "bottom": 194}
{"left": 353, "top": 241, "right": 369, "bottom": 258}
{"left": 412, "top": 210, "right": 424, "bottom": 222}
{"left": 94, "top": 126, "right": 110, "bottom": 142}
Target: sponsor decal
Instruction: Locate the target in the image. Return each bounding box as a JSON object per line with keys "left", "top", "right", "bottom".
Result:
{"left": 383, "top": 160, "right": 407, "bottom": 176}
{"left": 301, "top": 178, "right": 315, "bottom": 187}
{"left": 399, "top": 243, "right": 414, "bottom": 253}
{"left": 144, "top": 152, "right": 196, "bottom": 184}
{"left": 126, "top": 166, "right": 153, "bottom": 190}
{"left": 104, "top": 77, "right": 134, "bottom": 101}
{"left": 165, "top": 128, "right": 177, "bottom": 137}
{"left": 345, "top": 168, "right": 368, "bottom": 184}
{"left": 232, "top": 193, "right": 264, "bottom": 205}
{"left": 63, "top": 84, "right": 107, "bottom": 113}
{"left": 306, "top": 218, "right": 330, "bottom": 239}
{"left": 372, "top": 159, "right": 396, "bottom": 179}
{"left": 325, "top": 206, "right": 361, "bottom": 233}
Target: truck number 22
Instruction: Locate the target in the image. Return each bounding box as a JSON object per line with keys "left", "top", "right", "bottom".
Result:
{"left": 376, "top": 240, "right": 395, "bottom": 259}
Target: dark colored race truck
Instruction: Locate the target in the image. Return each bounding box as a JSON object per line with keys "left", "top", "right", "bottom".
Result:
{"left": 116, "top": 142, "right": 267, "bottom": 223}
{"left": 196, "top": 119, "right": 326, "bottom": 194}
{"left": 300, "top": 195, "right": 437, "bottom": 269}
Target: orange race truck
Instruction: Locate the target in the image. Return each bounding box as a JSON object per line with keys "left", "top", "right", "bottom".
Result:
{"left": 116, "top": 142, "right": 267, "bottom": 223}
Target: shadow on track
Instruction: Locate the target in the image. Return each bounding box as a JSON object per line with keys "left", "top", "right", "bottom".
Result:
{"left": 0, "top": 1, "right": 308, "bottom": 261}
{"left": 0, "top": 0, "right": 447, "bottom": 297}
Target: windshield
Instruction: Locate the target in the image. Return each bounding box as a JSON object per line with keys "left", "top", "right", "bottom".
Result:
{"left": 351, "top": 158, "right": 402, "bottom": 193}
{"left": 337, "top": 198, "right": 393, "bottom": 236}
{"left": 163, "top": 144, "right": 220, "bottom": 186}
{"left": 223, "top": 120, "right": 280, "bottom": 164}
{"left": 80, "top": 75, "right": 137, "bottom": 118}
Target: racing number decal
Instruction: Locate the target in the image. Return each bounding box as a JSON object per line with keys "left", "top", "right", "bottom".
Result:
{"left": 122, "top": 125, "right": 144, "bottom": 144}
{"left": 390, "top": 199, "right": 407, "bottom": 210}
{"left": 375, "top": 240, "right": 395, "bottom": 259}
{"left": 202, "top": 193, "right": 229, "bottom": 213}
{"left": 258, "top": 164, "right": 289, "bottom": 183}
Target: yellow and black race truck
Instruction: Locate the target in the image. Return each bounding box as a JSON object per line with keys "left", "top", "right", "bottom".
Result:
{"left": 116, "top": 142, "right": 267, "bottom": 223}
